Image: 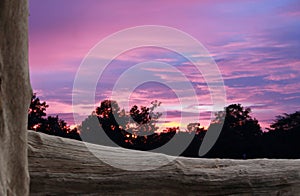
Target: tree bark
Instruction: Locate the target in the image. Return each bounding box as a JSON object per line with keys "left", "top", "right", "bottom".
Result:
{"left": 28, "top": 130, "right": 300, "bottom": 195}
{"left": 0, "top": 0, "right": 30, "bottom": 195}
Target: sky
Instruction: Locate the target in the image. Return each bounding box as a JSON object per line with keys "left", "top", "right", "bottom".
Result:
{"left": 29, "top": 0, "right": 300, "bottom": 131}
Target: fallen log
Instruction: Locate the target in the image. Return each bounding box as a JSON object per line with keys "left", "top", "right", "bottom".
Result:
{"left": 28, "top": 130, "right": 300, "bottom": 195}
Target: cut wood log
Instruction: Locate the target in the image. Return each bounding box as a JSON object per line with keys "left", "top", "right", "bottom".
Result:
{"left": 0, "top": 0, "right": 30, "bottom": 195}
{"left": 28, "top": 130, "right": 300, "bottom": 195}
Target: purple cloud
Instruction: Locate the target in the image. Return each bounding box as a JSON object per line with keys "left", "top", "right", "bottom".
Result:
{"left": 29, "top": 0, "right": 300, "bottom": 131}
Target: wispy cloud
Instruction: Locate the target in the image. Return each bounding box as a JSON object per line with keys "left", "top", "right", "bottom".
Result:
{"left": 29, "top": 0, "right": 300, "bottom": 130}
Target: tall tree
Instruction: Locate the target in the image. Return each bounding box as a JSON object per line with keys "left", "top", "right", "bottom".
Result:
{"left": 28, "top": 93, "right": 48, "bottom": 130}
{"left": 80, "top": 100, "right": 172, "bottom": 150}
{"left": 263, "top": 111, "right": 300, "bottom": 158}
{"left": 129, "top": 100, "right": 162, "bottom": 136}
{"left": 207, "top": 104, "right": 262, "bottom": 158}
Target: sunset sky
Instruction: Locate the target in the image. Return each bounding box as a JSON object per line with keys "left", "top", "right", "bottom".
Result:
{"left": 29, "top": 0, "right": 300, "bottom": 130}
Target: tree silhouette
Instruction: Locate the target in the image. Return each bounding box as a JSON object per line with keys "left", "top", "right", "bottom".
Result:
{"left": 80, "top": 100, "right": 175, "bottom": 150}
{"left": 36, "top": 116, "right": 68, "bottom": 136}
{"left": 28, "top": 94, "right": 300, "bottom": 159}
{"left": 28, "top": 93, "right": 48, "bottom": 130}
{"left": 267, "top": 111, "right": 300, "bottom": 131}
{"left": 207, "top": 104, "right": 263, "bottom": 159}
{"left": 28, "top": 94, "right": 80, "bottom": 140}
{"left": 94, "top": 100, "right": 162, "bottom": 137}
{"left": 128, "top": 100, "right": 162, "bottom": 136}
{"left": 180, "top": 123, "right": 206, "bottom": 157}
{"left": 263, "top": 111, "right": 300, "bottom": 158}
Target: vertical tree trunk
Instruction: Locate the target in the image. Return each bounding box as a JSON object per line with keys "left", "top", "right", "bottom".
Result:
{"left": 0, "top": 0, "right": 31, "bottom": 195}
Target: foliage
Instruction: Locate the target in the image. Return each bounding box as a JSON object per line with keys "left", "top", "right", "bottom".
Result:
{"left": 267, "top": 111, "right": 300, "bottom": 131}
{"left": 28, "top": 94, "right": 80, "bottom": 140}
{"left": 80, "top": 100, "right": 172, "bottom": 150}
{"left": 207, "top": 104, "right": 263, "bottom": 159}
{"left": 28, "top": 93, "right": 48, "bottom": 130}
{"left": 28, "top": 94, "right": 300, "bottom": 159}
{"left": 262, "top": 111, "right": 300, "bottom": 158}
{"left": 128, "top": 100, "right": 162, "bottom": 135}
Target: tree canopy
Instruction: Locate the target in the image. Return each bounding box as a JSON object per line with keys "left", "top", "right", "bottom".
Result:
{"left": 267, "top": 111, "right": 300, "bottom": 132}
{"left": 28, "top": 94, "right": 80, "bottom": 140}
{"left": 80, "top": 100, "right": 174, "bottom": 150}
{"left": 207, "top": 104, "right": 263, "bottom": 159}
{"left": 263, "top": 111, "right": 300, "bottom": 158}
{"left": 28, "top": 94, "right": 48, "bottom": 130}
{"left": 28, "top": 94, "right": 300, "bottom": 159}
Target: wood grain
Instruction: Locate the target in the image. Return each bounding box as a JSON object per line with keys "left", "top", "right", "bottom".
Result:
{"left": 28, "top": 130, "right": 300, "bottom": 195}
{"left": 0, "top": 0, "right": 30, "bottom": 194}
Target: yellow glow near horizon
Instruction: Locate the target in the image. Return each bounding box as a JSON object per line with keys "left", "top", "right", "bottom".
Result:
{"left": 161, "top": 121, "right": 181, "bottom": 128}
{"left": 159, "top": 121, "right": 209, "bottom": 132}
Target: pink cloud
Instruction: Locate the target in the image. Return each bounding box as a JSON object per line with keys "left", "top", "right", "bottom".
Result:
{"left": 29, "top": 0, "right": 300, "bottom": 131}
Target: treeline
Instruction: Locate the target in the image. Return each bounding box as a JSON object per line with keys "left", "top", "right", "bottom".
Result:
{"left": 28, "top": 94, "right": 81, "bottom": 140}
{"left": 28, "top": 94, "right": 300, "bottom": 159}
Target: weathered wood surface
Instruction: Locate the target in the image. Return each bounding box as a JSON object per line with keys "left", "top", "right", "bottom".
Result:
{"left": 28, "top": 130, "right": 300, "bottom": 195}
{"left": 0, "top": 0, "right": 31, "bottom": 195}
